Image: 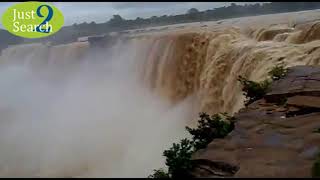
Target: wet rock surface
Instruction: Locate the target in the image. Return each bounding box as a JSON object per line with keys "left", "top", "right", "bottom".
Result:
{"left": 191, "top": 65, "right": 320, "bottom": 177}
{"left": 266, "top": 65, "right": 320, "bottom": 101}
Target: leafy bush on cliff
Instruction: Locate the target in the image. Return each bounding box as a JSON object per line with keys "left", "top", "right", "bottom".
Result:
{"left": 149, "top": 139, "right": 195, "bottom": 178}
{"left": 268, "top": 65, "right": 288, "bottom": 81}
{"left": 149, "top": 112, "right": 236, "bottom": 178}
{"left": 238, "top": 76, "right": 271, "bottom": 105}
{"left": 148, "top": 169, "right": 170, "bottom": 178}
{"left": 163, "top": 138, "right": 195, "bottom": 178}
{"left": 238, "top": 65, "right": 288, "bottom": 105}
{"left": 186, "top": 112, "right": 235, "bottom": 150}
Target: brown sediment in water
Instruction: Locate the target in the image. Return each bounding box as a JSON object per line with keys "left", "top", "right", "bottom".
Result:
{"left": 0, "top": 9, "right": 319, "bottom": 177}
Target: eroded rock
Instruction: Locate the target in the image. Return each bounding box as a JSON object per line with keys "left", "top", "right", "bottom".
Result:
{"left": 191, "top": 65, "right": 320, "bottom": 177}
{"left": 287, "top": 96, "right": 320, "bottom": 108}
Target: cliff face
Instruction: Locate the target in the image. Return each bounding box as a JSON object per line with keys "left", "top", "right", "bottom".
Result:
{"left": 191, "top": 65, "right": 320, "bottom": 178}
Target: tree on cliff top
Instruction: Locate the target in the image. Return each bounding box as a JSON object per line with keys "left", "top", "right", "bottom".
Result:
{"left": 187, "top": 8, "right": 199, "bottom": 14}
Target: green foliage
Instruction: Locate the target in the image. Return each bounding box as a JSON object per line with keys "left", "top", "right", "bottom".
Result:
{"left": 238, "top": 76, "right": 271, "bottom": 105}
{"left": 148, "top": 169, "right": 170, "bottom": 178}
{"left": 149, "top": 112, "right": 236, "bottom": 178}
{"left": 268, "top": 65, "right": 288, "bottom": 81}
{"left": 313, "top": 128, "right": 320, "bottom": 133}
{"left": 163, "top": 138, "right": 195, "bottom": 178}
{"left": 276, "top": 96, "right": 288, "bottom": 106}
{"left": 186, "top": 112, "right": 235, "bottom": 150}
{"left": 149, "top": 139, "right": 195, "bottom": 178}
{"left": 312, "top": 153, "right": 320, "bottom": 177}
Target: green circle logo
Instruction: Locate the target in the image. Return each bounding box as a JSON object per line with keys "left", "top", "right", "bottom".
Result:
{"left": 1, "top": 1, "right": 64, "bottom": 38}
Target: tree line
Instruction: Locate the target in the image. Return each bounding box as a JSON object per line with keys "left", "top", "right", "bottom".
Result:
{"left": 2, "top": 2, "right": 320, "bottom": 49}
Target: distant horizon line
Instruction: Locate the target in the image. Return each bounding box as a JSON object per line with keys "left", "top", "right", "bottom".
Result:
{"left": 2, "top": 3, "right": 319, "bottom": 33}
{"left": 0, "top": 2, "right": 269, "bottom": 30}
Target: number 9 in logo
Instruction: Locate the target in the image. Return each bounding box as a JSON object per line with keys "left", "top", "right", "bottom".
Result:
{"left": 35, "top": 5, "right": 53, "bottom": 33}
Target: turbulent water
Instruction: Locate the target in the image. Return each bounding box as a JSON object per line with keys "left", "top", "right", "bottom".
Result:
{"left": 0, "top": 10, "right": 320, "bottom": 177}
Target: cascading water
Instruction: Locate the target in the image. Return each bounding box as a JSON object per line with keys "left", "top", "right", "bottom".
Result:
{"left": 0, "top": 11, "right": 320, "bottom": 177}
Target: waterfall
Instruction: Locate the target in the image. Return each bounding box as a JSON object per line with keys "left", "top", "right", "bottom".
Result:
{"left": 0, "top": 12, "right": 319, "bottom": 177}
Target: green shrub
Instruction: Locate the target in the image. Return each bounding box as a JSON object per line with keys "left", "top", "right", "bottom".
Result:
{"left": 148, "top": 169, "right": 170, "bottom": 178}
{"left": 238, "top": 76, "right": 271, "bottom": 105}
{"left": 312, "top": 152, "right": 320, "bottom": 177}
{"left": 186, "top": 112, "right": 235, "bottom": 150}
{"left": 313, "top": 128, "right": 320, "bottom": 133}
{"left": 275, "top": 96, "right": 287, "bottom": 106}
{"left": 149, "top": 113, "right": 236, "bottom": 178}
{"left": 163, "top": 138, "right": 195, "bottom": 178}
{"left": 149, "top": 139, "right": 195, "bottom": 178}
{"left": 268, "top": 65, "right": 288, "bottom": 81}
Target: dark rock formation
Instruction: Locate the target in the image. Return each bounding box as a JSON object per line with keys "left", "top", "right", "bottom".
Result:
{"left": 191, "top": 65, "right": 320, "bottom": 178}
{"left": 266, "top": 65, "right": 320, "bottom": 102}
{"left": 78, "top": 34, "right": 119, "bottom": 49}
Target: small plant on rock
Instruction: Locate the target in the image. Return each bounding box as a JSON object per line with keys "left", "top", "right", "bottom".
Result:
{"left": 148, "top": 168, "right": 170, "bottom": 178}
{"left": 268, "top": 64, "right": 288, "bottom": 81}
{"left": 238, "top": 75, "right": 271, "bottom": 106}
{"left": 186, "top": 112, "right": 235, "bottom": 151}
{"left": 313, "top": 128, "right": 320, "bottom": 133}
